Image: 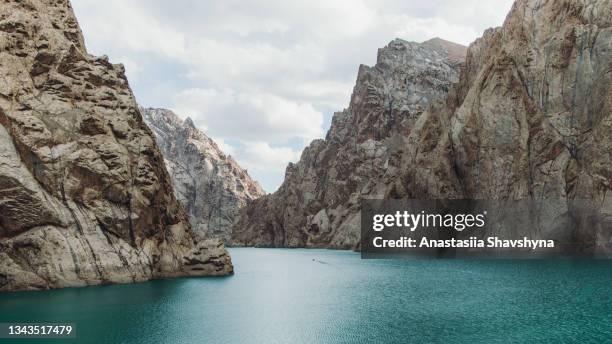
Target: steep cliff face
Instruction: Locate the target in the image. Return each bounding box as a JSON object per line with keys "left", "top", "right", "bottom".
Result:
{"left": 0, "top": 0, "right": 232, "bottom": 292}
{"left": 394, "top": 0, "right": 611, "bottom": 251}
{"left": 448, "top": 0, "right": 611, "bottom": 201}
{"left": 142, "top": 107, "right": 264, "bottom": 242}
{"left": 232, "top": 38, "right": 466, "bottom": 248}
{"left": 234, "top": 0, "right": 611, "bottom": 250}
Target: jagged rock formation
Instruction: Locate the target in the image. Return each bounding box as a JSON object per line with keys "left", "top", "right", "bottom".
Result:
{"left": 421, "top": 37, "right": 468, "bottom": 63}
{"left": 0, "top": 0, "right": 232, "bottom": 292}
{"left": 233, "top": 0, "right": 612, "bottom": 250}
{"left": 392, "top": 0, "right": 611, "bottom": 252}
{"left": 232, "top": 38, "right": 466, "bottom": 248}
{"left": 142, "top": 107, "right": 264, "bottom": 242}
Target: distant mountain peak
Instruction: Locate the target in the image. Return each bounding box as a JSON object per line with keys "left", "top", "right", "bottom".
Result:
{"left": 420, "top": 37, "right": 467, "bottom": 62}
{"left": 142, "top": 107, "right": 264, "bottom": 242}
{"left": 232, "top": 33, "right": 463, "bottom": 248}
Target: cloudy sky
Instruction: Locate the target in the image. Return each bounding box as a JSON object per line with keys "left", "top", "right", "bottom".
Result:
{"left": 71, "top": 0, "right": 515, "bottom": 192}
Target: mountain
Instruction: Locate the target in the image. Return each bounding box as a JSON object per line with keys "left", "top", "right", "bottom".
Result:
{"left": 233, "top": 0, "right": 611, "bottom": 250}
{"left": 421, "top": 37, "right": 468, "bottom": 63}
{"left": 232, "top": 38, "right": 466, "bottom": 248}
{"left": 0, "top": 0, "right": 232, "bottom": 292}
{"left": 142, "top": 107, "right": 264, "bottom": 242}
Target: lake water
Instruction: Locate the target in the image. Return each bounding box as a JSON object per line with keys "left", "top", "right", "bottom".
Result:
{"left": 1, "top": 248, "right": 611, "bottom": 343}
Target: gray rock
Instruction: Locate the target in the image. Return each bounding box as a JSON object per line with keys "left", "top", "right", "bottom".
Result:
{"left": 232, "top": 38, "right": 465, "bottom": 248}
{"left": 233, "top": 0, "right": 612, "bottom": 251}
{"left": 0, "top": 0, "right": 232, "bottom": 292}
{"left": 142, "top": 107, "right": 264, "bottom": 242}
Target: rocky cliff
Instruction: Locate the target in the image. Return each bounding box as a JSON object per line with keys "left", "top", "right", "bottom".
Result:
{"left": 142, "top": 107, "right": 264, "bottom": 242}
{"left": 394, "top": 0, "right": 611, "bottom": 252}
{"left": 0, "top": 0, "right": 232, "bottom": 292}
{"left": 233, "top": 0, "right": 611, "bottom": 250}
{"left": 232, "top": 38, "right": 466, "bottom": 248}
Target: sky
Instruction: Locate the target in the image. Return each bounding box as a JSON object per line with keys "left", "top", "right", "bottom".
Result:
{"left": 71, "top": 0, "right": 515, "bottom": 192}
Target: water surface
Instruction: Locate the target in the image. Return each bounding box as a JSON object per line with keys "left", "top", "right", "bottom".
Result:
{"left": 1, "top": 248, "right": 611, "bottom": 343}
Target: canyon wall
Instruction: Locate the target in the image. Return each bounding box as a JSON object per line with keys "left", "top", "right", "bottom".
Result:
{"left": 233, "top": 0, "right": 611, "bottom": 250}
{"left": 232, "top": 38, "right": 466, "bottom": 248}
{"left": 142, "top": 107, "right": 264, "bottom": 242}
{"left": 0, "top": 0, "right": 232, "bottom": 291}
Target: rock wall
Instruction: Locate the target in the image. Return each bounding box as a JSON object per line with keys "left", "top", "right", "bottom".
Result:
{"left": 0, "top": 0, "right": 232, "bottom": 292}
{"left": 233, "top": 0, "right": 611, "bottom": 250}
{"left": 232, "top": 38, "right": 466, "bottom": 248}
{"left": 142, "top": 107, "right": 264, "bottom": 242}
{"left": 396, "top": 0, "right": 611, "bottom": 252}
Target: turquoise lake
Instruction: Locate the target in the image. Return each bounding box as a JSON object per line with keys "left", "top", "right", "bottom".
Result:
{"left": 1, "top": 248, "right": 611, "bottom": 343}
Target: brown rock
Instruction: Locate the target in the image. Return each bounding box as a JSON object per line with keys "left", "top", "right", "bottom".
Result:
{"left": 234, "top": 0, "right": 612, "bottom": 251}
{"left": 232, "top": 38, "right": 465, "bottom": 248}
{"left": 0, "top": 0, "right": 232, "bottom": 292}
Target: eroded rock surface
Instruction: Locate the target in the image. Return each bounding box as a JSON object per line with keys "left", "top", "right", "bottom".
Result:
{"left": 233, "top": 0, "right": 611, "bottom": 250}
{"left": 232, "top": 38, "right": 466, "bottom": 248}
{"left": 142, "top": 107, "right": 264, "bottom": 242}
{"left": 0, "top": 0, "right": 232, "bottom": 292}
{"left": 397, "top": 0, "right": 611, "bottom": 252}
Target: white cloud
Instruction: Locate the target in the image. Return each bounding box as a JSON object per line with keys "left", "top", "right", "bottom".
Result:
{"left": 239, "top": 142, "right": 301, "bottom": 173}
{"left": 74, "top": 0, "right": 186, "bottom": 58}
{"left": 291, "top": 80, "right": 355, "bottom": 109}
{"left": 388, "top": 15, "right": 479, "bottom": 46}
{"left": 172, "top": 88, "right": 324, "bottom": 144}
{"left": 235, "top": 141, "right": 302, "bottom": 193}
{"left": 71, "top": 0, "right": 515, "bottom": 191}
